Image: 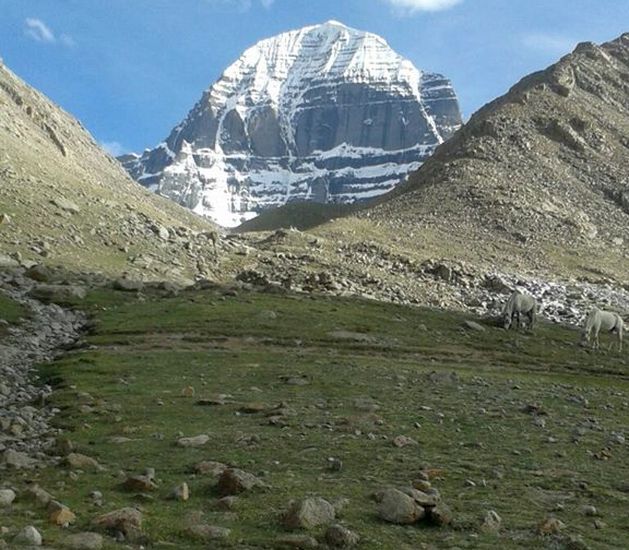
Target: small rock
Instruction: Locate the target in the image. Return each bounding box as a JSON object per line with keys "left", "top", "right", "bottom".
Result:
{"left": 463, "top": 320, "right": 486, "bottom": 332}
{"left": 537, "top": 516, "right": 566, "bottom": 535}
{"left": 170, "top": 482, "right": 189, "bottom": 501}
{"left": 2, "top": 449, "right": 38, "bottom": 469}
{"left": 92, "top": 507, "right": 142, "bottom": 537}
{"left": 64, "top": 532, "right": 103, "bottom": 550}
{"left": 283, "top": 497, "right": 336, "bottom": 530}
{"left": 192, "top": 461, "right": 228, "bottom": 477}
{"left": 112, "top": 278, "right": 143, "bottom": 292}
{"left": 392, "top": 435, "right": 418, "bottom": 448}
{"left": 427, "top": 503, "right": 453, "bottom": 526}
{"left": 481, "top": 510, "right": 502, "bottom": 533}
{"left": 177, "top": 435, "right": 209, "bottom": 448}
{"left": 48, "top": 501, "right": 77, "bottom": 526}
{"left": 275, "top": 534, "right": 319, "bottom": 548}
{"left": 51, "top": 197, "right": 80, "bottom": 214}
{"left": 24, "top": 485, "right": 54, "bottom": 506}
{"left": 122, "top": 475, "right": 157, "bottom": 492}
{"left": 186, "top": 524, "right": 231, "bottom": 541}
{"left": 181, "top": 386, "right": 195, "bottom": 397}
{"left": 377, "top": 488, "right": 424, "bottom": 524}
{"left": 581, "top": 505, "right": 598, "bottom": 517}
{"left": 216, "top": 496, "right": 238, "bottom": 511}
{"left": 217, "top": 468, "right": 268, "bottom": 496}
{"left": 13, "top": 526, "right": 42, "bottom": 546}
{"left": 0, "top": 489, "right": 16, "bottom": 507}
{"left": 66, "top": 453, "right": 103, "bottom": 471}
{"left": 324, "top": 524, "right": 360, "bottom": 547}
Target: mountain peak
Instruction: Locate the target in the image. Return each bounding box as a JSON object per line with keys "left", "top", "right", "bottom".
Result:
{"left": 121, "top": 24, "right": 462, "bottom": 227}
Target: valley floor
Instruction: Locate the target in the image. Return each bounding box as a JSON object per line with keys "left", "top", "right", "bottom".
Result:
{"left": 1, "top": 286, "right": 629, "bottom": 548}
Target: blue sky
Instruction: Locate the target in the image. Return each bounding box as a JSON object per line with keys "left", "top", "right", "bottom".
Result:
{"left": 1, "top": 0, "right": 628, "bottom": 155}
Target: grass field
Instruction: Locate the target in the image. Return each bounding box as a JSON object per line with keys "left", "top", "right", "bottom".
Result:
{"left": 2, "top": 287, "right": 628, "bottom": 548}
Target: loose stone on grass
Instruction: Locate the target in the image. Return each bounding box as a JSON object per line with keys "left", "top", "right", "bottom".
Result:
{"left": 481, "top": 510, "right": 502, "bottom": 533}
{"left": 48, "top": 501, "right": 77, "bottom": 526}
{"left": 282, "top": 497, "right": 336, "bottom": 530}
{"left": 176, "top": 434, "right": 209, "bottom": 448}
{"left": 63, "top": 532, "right": 103, "bottom": 550}
{"left": 13, "top": 526, "right": 42, "bottom": 546}
{"left": 0, "top": 489, "right": 16, "bottom": 507}
{"left": 169, "top": 482, "right": 189, "bottom": 501}
{"left": 66, "top": 453, "right": 103, "bottom": 471}
{"left": 186, "top": 524, "right": 231, "bottom": 541}
{"left": 537, "top": 516, "right": 566, "bottom": 535}
{"left": 324, "top": 524, "right": 360, "bottom": 547}
{"left": 217, "top": 468, "right": 268, "bottom": 495}
{"left": 92, "top": 507, "right": 142, "bottom": 538}
{"left": 275, "top": 534, "right": 319, "bottom": 548}
{"left": 377, "top": 488, "right": 425, "bottom": 524}
{"left": 192, "top": 460, "right": 228, "bottom": 477}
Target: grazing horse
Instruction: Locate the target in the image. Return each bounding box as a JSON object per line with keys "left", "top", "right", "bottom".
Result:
{"left": 581, "top": 308, "right": 624, "bottom": 352}
{"left": 502, "top": 290, "right": 537, "bottom": 331}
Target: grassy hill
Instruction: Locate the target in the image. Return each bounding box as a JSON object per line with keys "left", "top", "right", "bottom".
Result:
{"left": 2, "top": 287, "right": 627, "bottom": 548}
{"left": 0, "top": 61, "right": 217, "bottom": 282}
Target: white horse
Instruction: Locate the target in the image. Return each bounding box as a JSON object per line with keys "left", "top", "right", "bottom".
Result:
{"left": 581, "top": 308, "right": 624, "bottom": 352}
{"left": 502, "top": 290, "right": 537, "bottom": 330}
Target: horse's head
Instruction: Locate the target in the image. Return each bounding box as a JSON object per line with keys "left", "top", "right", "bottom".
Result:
{"left": 580, "top": 329, "right": 590, "bottom": 347}
{"left": 502, "top": 313, "right": 512, "bottom": 330}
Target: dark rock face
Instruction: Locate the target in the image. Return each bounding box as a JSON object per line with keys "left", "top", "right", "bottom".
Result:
{"left": 121, "top": 21, "right": 462, "bottom": 226}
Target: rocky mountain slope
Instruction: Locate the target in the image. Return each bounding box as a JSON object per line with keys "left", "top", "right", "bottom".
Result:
{"left": 361, "top": 33, "right": 629, "bottom": 281}
{"left": 0, "top": 60, "right": 221, "bottom": 282}
{"left": 121, "top": 20, "right": 461, "bottom": 227}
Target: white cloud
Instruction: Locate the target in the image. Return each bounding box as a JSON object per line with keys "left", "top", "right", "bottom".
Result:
{"left": 101, "top": 141, "right": 127, "bottom": 157}
{"left": 521, "top": 33, "right": 576, "bottom": 56}
{"left": 25, "top": 18, "right": 55, "bottom": 43}
{"left": 207, "top": 0, "right": 275, "bottom": 11}
{"left": 60, "top": 34, "right": 77, "bottom": 48}
{"left": 24, "top": 18, "right": 75, "bottom": 47}
{"left": 383, "top": 0, "right": 463, "bottom": 13}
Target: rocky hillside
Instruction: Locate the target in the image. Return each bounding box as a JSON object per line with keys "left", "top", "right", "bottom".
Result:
{"left": 360, "top": 33, "right": 629, "bottom": 281}
{"left": 121, "top": 21, "right": 461, "bottom": 227}
{"left": 0, "top": 61, "right": 222, "bottom": 282}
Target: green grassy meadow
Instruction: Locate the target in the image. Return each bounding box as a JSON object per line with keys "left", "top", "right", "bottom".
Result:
{"left": 2, "top": 287, "right": 628, "bottom": 548}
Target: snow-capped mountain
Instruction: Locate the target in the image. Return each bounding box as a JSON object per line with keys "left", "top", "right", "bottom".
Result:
{"left": 120, "top": 20, "right": 462, "bottom": 227}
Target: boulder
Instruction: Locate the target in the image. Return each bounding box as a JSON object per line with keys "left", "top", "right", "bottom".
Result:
{"left": 217, "top": 468, "right": 268, "bottom": 496}
{"left": 0, "top": 489, "right": 16, "bottom": 507}
{"left": 377, "top": 488, "right": 424, "bottom": 524}
{"left": 63, "top": 532, "right": 103, "bottom": 550}
{"left": 13, "top": 526, "right": 42, "bottom": 546}
{"left": 66, "top": 453, "right": 102, "bottom": 471}
{"left": 324, "top": 524, "right": 360, "bottom": 547}
{"left": 2, "top": 449, "right": 38, "bottom": 469}
{"left": 92, "top": 507, "right": 142, "bottom": 537}
{"left": 113, "top": 278, "right": 144, "bottom": 292}
{"left": 51, "top": 197, "right": 80, "bottom": 214}
{"left": 186, "top": 524, "right": 231, "bottom": 541}
{"left": 283, "top": 497, "right": 336, "bottom": 530}
{"left": 176, "top": 434, "right": 209, "bottom": 448}
{"left": 29, "top": 284, "right": 86, "bottom": 303}
{"left": 48, "top": 501, "right": 77, "bottom": 526}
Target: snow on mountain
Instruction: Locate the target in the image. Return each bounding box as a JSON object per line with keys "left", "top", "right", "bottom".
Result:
{"left": 121, "top": 20, "right": 462, "bottom": 227}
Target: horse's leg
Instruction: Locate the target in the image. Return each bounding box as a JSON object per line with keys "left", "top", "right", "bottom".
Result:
{"left": 594, "top": 329, "right": 600, "bottom": 350}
